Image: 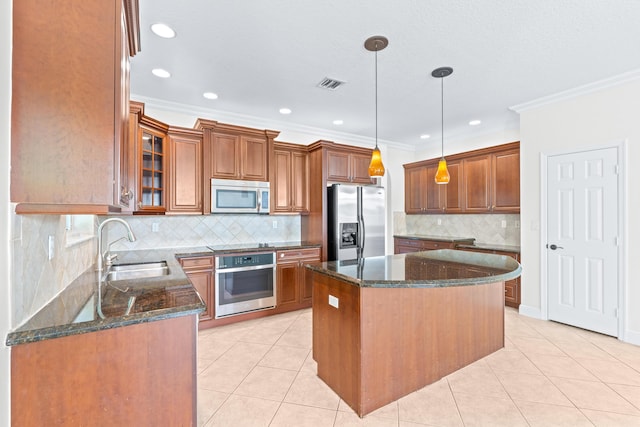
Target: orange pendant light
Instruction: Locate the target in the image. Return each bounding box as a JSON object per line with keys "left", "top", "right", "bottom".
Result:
{"left": 365, "top": 36, "right": 388, "bottom": 178}
{"left": 433, "top": 67, "right": 453, "bottom": 184}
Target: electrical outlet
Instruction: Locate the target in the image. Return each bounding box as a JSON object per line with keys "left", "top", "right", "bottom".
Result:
{"left": 152, "top": 222, "right": 159, "bottom": 232}
{"left": 48, "top": 235, "right": 55, "bottom": 260}
{"left": 501, "top": 220, "right": 507, "bottom": 228}
{"left": 328, "top": 295, "right": 339, "bottom": 308}
{"left": 437, "top": 218, "right": 442, "bottom": 225}
{"left": 272, "top": 220, "right": 278, "bottom": 229}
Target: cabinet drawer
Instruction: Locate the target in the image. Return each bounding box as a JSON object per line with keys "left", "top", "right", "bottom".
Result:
{"left": 419, "top": 241, "right": 453, "bottom": 250}
{"left": 277, "top": 248, "right": 321, "bottom": 263}
{"left": 180, "top": 256, "right": 214, "bottom": 270}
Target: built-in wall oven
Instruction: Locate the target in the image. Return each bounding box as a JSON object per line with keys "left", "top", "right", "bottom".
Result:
{"left": 214, "top": 252, "right": 276, "bottom": 318}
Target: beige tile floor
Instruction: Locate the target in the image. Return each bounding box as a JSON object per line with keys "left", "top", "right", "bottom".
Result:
{"left": 197, "top": 308, "right": 640, "bottom": 426}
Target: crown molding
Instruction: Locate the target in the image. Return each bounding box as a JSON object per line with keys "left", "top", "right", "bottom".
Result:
{"left": 510, "top": 69, "right": 640, "bottom": 113}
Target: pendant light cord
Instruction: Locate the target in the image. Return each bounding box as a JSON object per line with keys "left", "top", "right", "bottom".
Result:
{"left": 375, "top": 46, "right": 379, "bottom": 150}
{"left": 440, "top": 74, "right": 444, "bottom": 159}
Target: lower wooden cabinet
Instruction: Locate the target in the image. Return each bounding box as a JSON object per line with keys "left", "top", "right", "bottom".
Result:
{"left": 394, "top": 237, "right": 473, "bottom": 254}
{"left": 276, "top": 248, "right": 321, "bottom": 309}
{"left": 180, "top": 255, "right": 215, "bottom": 326}
{"left": 456, "top": 247, "right": 521, "bottom": 308}
{"left": 11, "top": 315, "right": 198, "bottom": 425}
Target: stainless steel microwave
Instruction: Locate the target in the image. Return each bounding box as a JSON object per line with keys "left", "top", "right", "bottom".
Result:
{"left": 211, "top": 179, "right": 270, "bottom": 214}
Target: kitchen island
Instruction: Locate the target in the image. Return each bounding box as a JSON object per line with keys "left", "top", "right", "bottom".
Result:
{"left": 306, "top": 249, "right": 522, "bottom": 417}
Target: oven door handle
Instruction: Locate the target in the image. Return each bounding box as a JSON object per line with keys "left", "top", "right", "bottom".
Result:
{"left": 215, "top": 264, "right": 275, "bottom": 274}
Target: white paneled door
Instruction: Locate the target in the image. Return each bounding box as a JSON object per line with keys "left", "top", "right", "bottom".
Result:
{"left": 547, "top": 147, "right": 619, "bottom": 336}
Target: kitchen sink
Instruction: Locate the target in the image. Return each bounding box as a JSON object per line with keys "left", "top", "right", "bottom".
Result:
{"left": 105, "top": 261, "right": 170, "bottom": 281}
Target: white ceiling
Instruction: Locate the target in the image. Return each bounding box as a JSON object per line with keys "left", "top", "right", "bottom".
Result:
{"left": 130, "top": 0, "right": 640, "bottom": 149}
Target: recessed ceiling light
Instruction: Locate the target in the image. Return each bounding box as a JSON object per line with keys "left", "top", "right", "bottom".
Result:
{"left": 150, "top": 23, "right": 176, "bottom": 39}
{"left": 152, "top": 68, "right": 171, "bottom": 78}
{"left": 420, "top": 134, "right": 431, "bottom": 139}
{"left": 469, "top": 120, "right": 482, "bottom": 126}
{"left": 279, "top": 108, "right": 292, "bottom": 115}
{"left": 203, "top": 92, "right": 218, "bottom": 100}
{"left": 333, "top": 120, "right": 344, "bottom": 125}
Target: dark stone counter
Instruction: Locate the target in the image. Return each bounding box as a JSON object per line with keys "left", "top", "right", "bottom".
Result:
{"left": 393, "top": 234, "right": 476, "bottom": 243}
{"left": 306, "top": 249, "right": 521, "bottom": 288}
{"left": 6, "top": 241, "right": 322, "bottom": 346}
{"left": 455, "top": 242, "right": 521, "bottom": 253}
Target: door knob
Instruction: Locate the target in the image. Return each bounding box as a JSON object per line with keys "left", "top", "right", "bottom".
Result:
{"left": 547, "top": 244, "right": 564, "bottom": 250}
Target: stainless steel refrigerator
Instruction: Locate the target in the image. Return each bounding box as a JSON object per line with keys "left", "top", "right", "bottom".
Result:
{"left": 327, "top": 184, "right": 386, "bottom": 261}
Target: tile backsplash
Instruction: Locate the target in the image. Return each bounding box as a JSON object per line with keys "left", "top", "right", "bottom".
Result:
{"left": 11, "top": 212, "right": 96, "bottom": 327}
{"left": 394, "top": 211, "right": 521, "bottom": 246}
{"left": 103, "top": 214, "right": 302, "bottom": 251}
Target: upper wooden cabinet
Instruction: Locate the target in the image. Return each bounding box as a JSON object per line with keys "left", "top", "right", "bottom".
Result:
{"left": 11, "top": 0, "right": 140, "bottom": 214}
{"left": 167, "top": 127, "right": 203, "bottom": 215}
{"left": 403, "top": 142, "right": 520, "bottom": 215}
{"left": 196, "top": 120, "right": 279, "bottom": 213}
{"left": 271, "top": 142, "right": 309, "bottom": 214}
{"left": 196, "top": 119, "right": 279, "bottom": 182}
{"left": 462, "top": 154, "right": 492, "bottom": 213}
{"left": 492, "top": 148, "right": 520, "bottom": 212}
{"left": 135, "top": 115, "right": 168, "bottom": 214}
{"left": 327, "top": 150, "right": 375, "bottom": 184}
{"left": 405, "top": 159, "right": 463, "bottom": 214}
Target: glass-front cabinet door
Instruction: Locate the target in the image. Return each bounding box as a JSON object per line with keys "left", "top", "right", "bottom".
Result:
{"left": 138, "top": 127, "right": 166, "bottom": 212}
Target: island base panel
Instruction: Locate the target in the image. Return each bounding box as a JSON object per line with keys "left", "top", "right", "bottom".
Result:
{"left": 312, "top": 273, "right": 504, "bottom": 417}
{"left": 11, "top": 315, "right": 198, "bottom": 426}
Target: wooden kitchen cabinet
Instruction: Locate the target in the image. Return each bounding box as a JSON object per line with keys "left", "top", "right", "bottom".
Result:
{"left": 11, "top": 315, "right": 198, "bottom": 425}
{"left": 271, "top": 142, "right": 309, "bottom": 214}
{"left": 210, "top": 133, "right": 268, "bottom": 181}
{"left": 196, "top": 120, "right": 278, "bottom": 182}
{"left": 405, "top": 159, "right": 463, "bottom": 214}
{"left": 394, "top": 237, "right": 472, "bottom": 254}
{"left": 136, "top": 116, "right": 169, "bottom": 213}
{"left": 492, "top": 148, "right": 520, "bottom": 212}
{"left": 463, "top": 154, "right": 492, "bottom": 213}
{"left": 463, "top": 148, "right": 520, "bottom": 213}
{"left": 11, "top": 0, "right": 140, "bottom": 214}
{"left": 327, "top": 149, "right": 374, "bottom": 184}
{"left": 403, "top": 142, "right": 520, "bottom": 215}
{"left": 456, "top": 247, "right": 521, "bottom": 308}
{"left": 276, "top": 248, "right": 321, "bottom": 309}
{"left": 167, "top": 127, "right": 203, "bottom": 214}
{"left": 180, "top": 255, "right": 215, "bottom": 327}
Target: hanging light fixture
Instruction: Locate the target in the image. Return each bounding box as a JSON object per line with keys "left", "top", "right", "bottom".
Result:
{"left": 432, "top": 66, "right": 453, "bottom": 184}
{"left": 365, "top": 36, "right": 388, "bottom": 178}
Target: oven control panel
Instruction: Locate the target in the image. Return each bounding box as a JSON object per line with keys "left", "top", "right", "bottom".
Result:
{"left": 216, "top": 252, "right": 275, "bottom": 269}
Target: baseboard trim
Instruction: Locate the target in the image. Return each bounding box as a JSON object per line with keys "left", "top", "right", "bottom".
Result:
{"left": 518, "top": 304, "right": 543, "bottom": 320}
{"left": 622, "top": 329, "right": 640, "bottom": 346}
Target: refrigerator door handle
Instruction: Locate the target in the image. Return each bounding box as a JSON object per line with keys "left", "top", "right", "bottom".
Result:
{"left": 357, "top": 187, "right": 365, "bottom": 256}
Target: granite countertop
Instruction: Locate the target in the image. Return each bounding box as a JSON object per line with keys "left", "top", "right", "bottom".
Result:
{"left": 306, "top": 249, "right": 521, "bottom": 289}
{"left": 393, "top": 234, "right": 476, "bottom": 243}
{"left": 6, "top": 241, "right": 321, "bottom": 346}
{"left": 206, "top": 241, "right": 321, "bottom": 254}
{"left": 455, "top": 242, "right": 521, "bottom": 253}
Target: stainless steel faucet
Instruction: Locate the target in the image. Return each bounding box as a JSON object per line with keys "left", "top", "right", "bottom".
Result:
{"left": 97, "top": 218, "right": 136, "bottom": 273}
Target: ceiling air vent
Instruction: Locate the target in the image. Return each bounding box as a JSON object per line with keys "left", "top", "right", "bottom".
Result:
{"left": 316, "top": 77, "right": 346, "bottom": 91}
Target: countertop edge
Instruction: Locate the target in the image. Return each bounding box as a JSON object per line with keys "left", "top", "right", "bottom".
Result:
{"left": 6, "top": 305, "right": 204, "bottom": 346}
{"left": 306, "top": 263, "right": 522, "bottom": 289}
